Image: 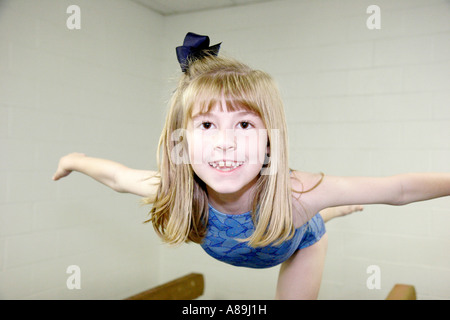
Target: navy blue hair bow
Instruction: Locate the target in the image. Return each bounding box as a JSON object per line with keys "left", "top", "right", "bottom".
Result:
{"left": 176, "top": 32, "right": 221, "bottom": 72}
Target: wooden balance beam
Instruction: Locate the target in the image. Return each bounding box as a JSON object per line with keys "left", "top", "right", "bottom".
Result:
{"left": 385, "top": 284, "right": 416, "bottom": 300}
{"left": 125, "top": 273, "right": 204, "bottom": 300}
{"left": 126, "top": 273, "right": 416, "bottom": 300}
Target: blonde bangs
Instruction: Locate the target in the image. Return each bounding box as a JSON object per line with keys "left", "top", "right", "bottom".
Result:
{"left": 182, "top": 67, "right": 276, "bottom": 126}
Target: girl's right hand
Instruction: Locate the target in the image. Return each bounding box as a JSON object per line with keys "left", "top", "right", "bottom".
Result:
{"left": 52, "top": 152, "right": 85, "bottom": 181}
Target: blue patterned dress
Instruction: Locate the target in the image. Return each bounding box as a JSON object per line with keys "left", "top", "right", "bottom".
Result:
{"left": 200, "top": 204, "right": 326, "bottom": 268}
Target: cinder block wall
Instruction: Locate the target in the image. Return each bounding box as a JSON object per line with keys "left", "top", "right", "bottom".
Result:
{"left": 160, "top": 0, "right": 450, "bottom": 300}
{"left": 0, "top": 0, "right": 164, "bottom": 299}
{"left": 1, "top": 0, "right": 449, "bottom": 300}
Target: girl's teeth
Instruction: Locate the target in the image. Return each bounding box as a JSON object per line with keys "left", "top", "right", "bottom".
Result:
{"left": 209, "top": 161, "right": 244, "bottom": 170}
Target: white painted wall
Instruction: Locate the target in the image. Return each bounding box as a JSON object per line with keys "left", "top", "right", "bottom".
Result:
{"left": 1, "top": 0, "right": 449, "bottom": 299}
{"left": 0, "top": 0, "right": 164, "bottom": 299}
{"left": 160, "top": 0, "right": 450, "bottom": 300}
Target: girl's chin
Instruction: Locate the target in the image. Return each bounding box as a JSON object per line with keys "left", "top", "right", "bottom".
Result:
{"left": 205, "top": 175, "right": 261, "bottom": 196}
{"left": 207, "top": 185, "right": 245, "bottom": 195}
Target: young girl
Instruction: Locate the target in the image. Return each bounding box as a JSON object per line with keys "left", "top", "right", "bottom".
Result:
{"left": 53, "top": 33, "right": 450, "bottom": 300}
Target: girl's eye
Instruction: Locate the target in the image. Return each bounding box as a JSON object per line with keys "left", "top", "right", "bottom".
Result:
{"left": 238, "top": 121, "right": 253, "bottom": 129}
{"left": 200, "top": 122, "right": 213, "bottom": 130}
{"left": 197, "top": 121, "right": 253, "bottom": 130}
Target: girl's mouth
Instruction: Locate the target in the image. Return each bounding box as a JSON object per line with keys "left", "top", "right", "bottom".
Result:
{"left": 208, "top": 160, "right": 244, "bottom": 172}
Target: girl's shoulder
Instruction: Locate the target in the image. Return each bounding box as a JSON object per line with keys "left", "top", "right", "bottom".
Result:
{"left": 290, "top": 170, "right": 324, "bottom": 227}
{"left": 290, "top": 170, "right": 324, "bottom": 194}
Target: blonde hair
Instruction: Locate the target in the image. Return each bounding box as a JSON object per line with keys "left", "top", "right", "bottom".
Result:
{"left": 144, "top": 55, "right": 297, "bottom": 247}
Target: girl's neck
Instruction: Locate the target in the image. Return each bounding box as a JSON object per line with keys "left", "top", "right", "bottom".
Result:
{"left": 206, "top": 177, "right": 258, "bottom": 215}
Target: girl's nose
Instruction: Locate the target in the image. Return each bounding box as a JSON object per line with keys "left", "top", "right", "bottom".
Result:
{"left": 214, "top": 129, "right": 236, "bottom": 151}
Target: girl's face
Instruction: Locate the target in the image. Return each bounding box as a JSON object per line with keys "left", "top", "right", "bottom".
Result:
{"left": 186, "top": 103, "right": 268, "bottom": 197}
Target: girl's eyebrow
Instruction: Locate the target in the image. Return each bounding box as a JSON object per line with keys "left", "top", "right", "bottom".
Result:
{"left": 191, "top": 112, "right": 212, "bottom": 120}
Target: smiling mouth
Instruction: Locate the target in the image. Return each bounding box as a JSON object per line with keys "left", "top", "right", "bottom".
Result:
{"left": 208, "top": 160, "right": 244, "bottom": 171}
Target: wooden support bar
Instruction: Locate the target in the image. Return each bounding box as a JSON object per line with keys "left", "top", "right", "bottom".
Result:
{"left": 125, "top": 273, "right": 204, "bottom": 300}
{"left": 385, "top": 284, "right": 416, "bottom": 300}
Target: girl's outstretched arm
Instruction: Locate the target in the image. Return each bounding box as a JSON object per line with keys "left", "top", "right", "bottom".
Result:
{"left": 53, "top": 153, "right": 159, "bottom": 197}
{"left": 294, "top": 171, "right": 450, "bottom": 215}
